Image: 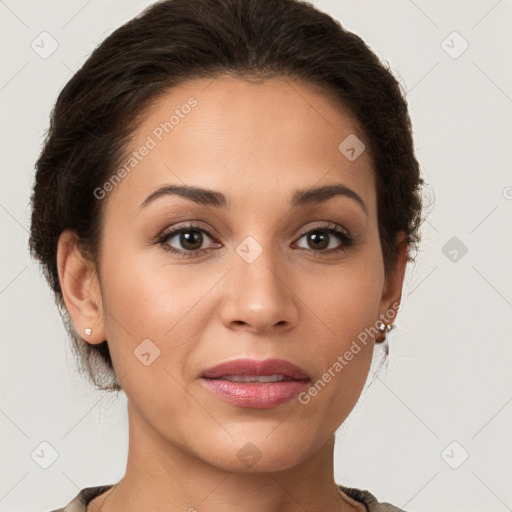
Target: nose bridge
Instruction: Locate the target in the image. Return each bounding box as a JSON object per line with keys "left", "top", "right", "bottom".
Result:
{"left": 238, "top": 237, "right": 281, "bottom": 293}
{"left": 220, "top": 233, "right": 298, "bottom": 332}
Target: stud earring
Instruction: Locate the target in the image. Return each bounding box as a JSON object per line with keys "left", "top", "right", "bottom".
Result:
{"left": 379, "top": 321, "right": 395, "bottom": 332}
{"left": 376, "top": 321, "right": 394, "bottom": 343}
{"left": 84, "top": 328, "right": 92, "bottom": 336}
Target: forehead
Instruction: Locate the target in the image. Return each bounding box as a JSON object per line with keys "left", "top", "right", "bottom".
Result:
{"left": 105, "top": 75, "right": 376, "bottom": 218}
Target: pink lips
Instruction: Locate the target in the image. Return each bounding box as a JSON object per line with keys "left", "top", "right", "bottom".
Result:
{"left": 200, "top": 358, "right": 310, "bottom": 409}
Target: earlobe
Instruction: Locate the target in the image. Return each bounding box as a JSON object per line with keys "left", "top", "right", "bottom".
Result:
{"left": 56, "top": 229, "right": 106, "bottom": 345}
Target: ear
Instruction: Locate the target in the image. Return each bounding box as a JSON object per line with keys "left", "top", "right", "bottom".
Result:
{"left": 56, "top": 229, "right": 106, "bottom": 345}
{"left": 378, "top": 231, "right": 409, "bottom": 324}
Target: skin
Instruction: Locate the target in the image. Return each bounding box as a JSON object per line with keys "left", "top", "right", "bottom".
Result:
{"left": 57, "top": 75, "right": 408, "bottom": 512}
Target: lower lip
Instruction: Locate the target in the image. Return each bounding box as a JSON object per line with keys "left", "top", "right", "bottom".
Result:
{"left": 201, "top": 378, "right": 309, "bottom": 409}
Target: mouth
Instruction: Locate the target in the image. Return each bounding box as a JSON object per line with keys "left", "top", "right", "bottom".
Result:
{"left": 201, "top": 357, "right": 310, "bottom": 381}
{"left": 200, "top": 358, "right": 310, "bottom": 409}
{"left": 213, "top": 374, "right": 299, "bottom": 383}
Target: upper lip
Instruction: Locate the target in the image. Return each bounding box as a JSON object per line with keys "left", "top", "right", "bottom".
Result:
{"left": 201, "top": 358, "right": 310, "bottom": 381}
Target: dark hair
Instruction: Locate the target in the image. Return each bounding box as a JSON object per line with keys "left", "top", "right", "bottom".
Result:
{"left": 29, "top": 0, "right": 425, "bottom": 392}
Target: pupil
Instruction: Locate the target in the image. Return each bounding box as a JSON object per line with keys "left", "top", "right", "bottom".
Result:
{"left": 181, "top": 231, "right": 202, "bottom": 250}
{"left": 309, "top": 231, "right": 328, "bottom": 250}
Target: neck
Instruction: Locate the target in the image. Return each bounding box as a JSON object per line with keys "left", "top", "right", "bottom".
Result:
{"left": 89, "top": 400, "right": 362, "bottom": 512}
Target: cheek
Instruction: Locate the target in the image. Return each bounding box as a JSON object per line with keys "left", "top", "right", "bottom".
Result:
{"left": 298, "top": 287, "right": 377, "bottom": 430}
{"left": 308, "top": 247, "right": 384, "bottom": 341}
{"left": 97, "top": 257, "right": 194, "bottom": 409}
{"left": 298, "top": 244, "right": 383, "bottom": 409}
{"left": 97, "top": 244, "right": 224, "bottom": 391}
{"left": 100, "top": 248, "right": 212, "bottom": 339}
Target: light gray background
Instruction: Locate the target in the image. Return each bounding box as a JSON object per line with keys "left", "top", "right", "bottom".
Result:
{"left": 1, "top": 1, "right": 511, "bottom": 511}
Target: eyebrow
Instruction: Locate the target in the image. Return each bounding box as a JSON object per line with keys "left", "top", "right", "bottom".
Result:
{"left": 140, "top": 183, "right": 368, "bottom": 216}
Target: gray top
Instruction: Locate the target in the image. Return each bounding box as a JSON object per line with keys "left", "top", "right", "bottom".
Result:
{"left": 49, "top": 483, "right": 407, "bottom": 511}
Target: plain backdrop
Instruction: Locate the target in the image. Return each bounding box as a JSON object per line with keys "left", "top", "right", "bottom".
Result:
{"left": 1, "top": 1, "right": 511, "bottom": 511}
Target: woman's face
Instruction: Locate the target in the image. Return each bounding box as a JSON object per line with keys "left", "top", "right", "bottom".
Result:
{"left": 85, "top": 76, "right": 404, "bottom": 471}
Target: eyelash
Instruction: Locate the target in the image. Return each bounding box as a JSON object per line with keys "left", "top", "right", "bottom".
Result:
{"left": 156, "top": 222, "right": 354, "bottom": 259}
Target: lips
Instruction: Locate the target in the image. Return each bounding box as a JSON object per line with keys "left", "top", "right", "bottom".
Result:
{"left": 200, "top": 358, "right": 310, "bottom": 409}
{"left": 201, "top": 358, "right": 310, "bottom": 381}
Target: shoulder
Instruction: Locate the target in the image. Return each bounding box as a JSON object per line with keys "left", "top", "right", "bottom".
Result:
{"left": 338, "top": 483, "right": 408, "bottom": 512}
{"left": 48, "top": 485, "right": 114, "bottom": 512}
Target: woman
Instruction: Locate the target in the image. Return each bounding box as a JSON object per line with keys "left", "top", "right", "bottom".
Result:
{"left": 30, "top": 0, "right": 424, "bottom": 510}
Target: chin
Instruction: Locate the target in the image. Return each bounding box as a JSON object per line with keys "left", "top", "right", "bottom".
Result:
{"left": 199, "top": 436, "right": 311, "bottom": 474}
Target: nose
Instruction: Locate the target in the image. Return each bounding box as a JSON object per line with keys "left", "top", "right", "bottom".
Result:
{"left": 219, "top": 243, "right": 299, "bottom": 335}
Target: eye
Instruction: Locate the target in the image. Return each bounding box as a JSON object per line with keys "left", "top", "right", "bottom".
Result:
{"left": 157, "top": 221, "right": 354, "bottom": 258}
{"left": 157, "top": 223, "right": 220, "bottom": 258}
{"left": 293, "top": 223, "right": 353, "bottom": 254}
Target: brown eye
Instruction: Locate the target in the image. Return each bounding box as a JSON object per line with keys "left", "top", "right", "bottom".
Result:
{"left": 295, "top": 225, "right": 353, "bottom": 253}
{"left": 176, "top": 230, "right": 204, "bottom": 251}
{"left": 304, "top": 231, "right": 329, "bottom": 250}
{"left": 158, "top": 224, "right": 219, "bottom": 257}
